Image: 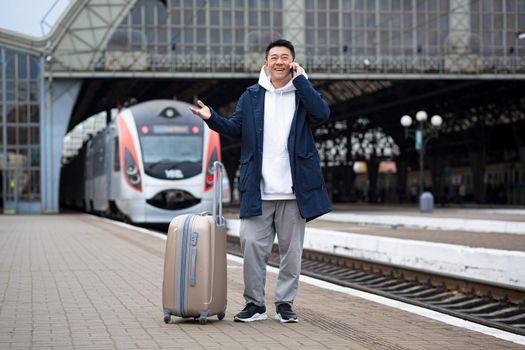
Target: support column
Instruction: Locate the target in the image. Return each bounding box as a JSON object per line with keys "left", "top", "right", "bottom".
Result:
{"left": 445, "top": 0, "right": 480, "bottom": 73}
{"left": 469, "top": 151, "right": 486, "bottom": 204}
{"left": 517, "top": 146, "right": 525, "bottom": 205}
{"left": 396, "top": 158, "right": 408, "bottom": 203}
{"left": 41, "top": 79, "right": 81, "bottom": 213}
{"left": 282, "top": 0, "right": 306, "bottom": 63}
{"left": 430, "top": 155, "right": 445, "bottom": 206}
{"left": 366, "top": 156, "right": 380, "bottom": 203}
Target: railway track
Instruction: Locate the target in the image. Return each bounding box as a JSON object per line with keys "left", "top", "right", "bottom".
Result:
{"left": 226, "top": 236, "right": 525, "bottom": 336}
{"left": 141, "top": 218, "right": 525, "bottom": 336}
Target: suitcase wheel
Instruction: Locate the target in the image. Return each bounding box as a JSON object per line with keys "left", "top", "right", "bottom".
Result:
{"left": 163, "top": 311, "right": 171, "bottom": 324}
{"left": 217, "top": 312, "right": 225, "bottom": 320}
{"left": 195, "top": 316, "right": 207, "bottom": 325}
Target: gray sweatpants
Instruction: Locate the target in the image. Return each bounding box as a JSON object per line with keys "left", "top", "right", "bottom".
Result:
{"left": 239, "top": 200, "right": 306, "bottom": 307}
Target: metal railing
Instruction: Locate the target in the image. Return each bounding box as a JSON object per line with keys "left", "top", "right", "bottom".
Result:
{"left": 65, "top": 51, "right": 525, "bottom": 76}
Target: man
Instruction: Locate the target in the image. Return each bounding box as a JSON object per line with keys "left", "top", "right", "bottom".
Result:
{"left": 189, "top": 39, "right": 331, "bottom": 323}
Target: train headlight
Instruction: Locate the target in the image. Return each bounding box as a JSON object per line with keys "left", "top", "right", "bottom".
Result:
{"left": 160, "top": 107, "right": 180, "bottom": 118}
{"left": 126, "top": 164, "right": 138, "bottom": 175}
{"left": 204, "top": 148, "right": 218, "bottom": 191}
{"left": 206, "top": 173, "right": 214, "bottom": 185}
{"left": 129, "top": 173, "right": 141, "bottom": 185}
{"left": 124, "top": 148, "right": 142, "bottom": 191}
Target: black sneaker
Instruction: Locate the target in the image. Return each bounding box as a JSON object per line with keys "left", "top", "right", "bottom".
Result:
{"left": 234, "top": 303, "right": 268, "bottom": 322}
{"left": 275, "top": 303, "right": 298, "bottom": 323}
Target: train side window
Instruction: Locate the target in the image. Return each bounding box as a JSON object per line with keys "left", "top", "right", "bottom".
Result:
{"left": 114, "top": 138, "right": 120, "bottom": 171}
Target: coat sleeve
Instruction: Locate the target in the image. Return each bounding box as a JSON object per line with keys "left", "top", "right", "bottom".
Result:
{"left": 293, "top": 75, "right": 330, "bottom": 126}
{"left": 203, "top": 93, "right": 246, "bottom": 139}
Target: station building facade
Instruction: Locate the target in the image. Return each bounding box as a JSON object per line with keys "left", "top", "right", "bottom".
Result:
{"left": 0, "top": 48, "right": 42, "bottom": 213}
{"left": 0, "top": 0, "right": 524, "bottom": 214}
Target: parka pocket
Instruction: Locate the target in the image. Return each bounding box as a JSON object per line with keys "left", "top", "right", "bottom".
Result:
{"left": 296, "top": 152, "right": 324, "bottom": 192}
{"left": 239, "top": 154, "right": 254, "bottom": 192}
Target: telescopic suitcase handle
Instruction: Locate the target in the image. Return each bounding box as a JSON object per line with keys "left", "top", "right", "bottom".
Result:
{"left": 212, "top": 161, "right": 225, "bottom": 227}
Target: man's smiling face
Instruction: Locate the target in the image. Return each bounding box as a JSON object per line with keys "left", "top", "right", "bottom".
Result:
{"left": 264, "top": 46, "right": 294, "bottom": 86}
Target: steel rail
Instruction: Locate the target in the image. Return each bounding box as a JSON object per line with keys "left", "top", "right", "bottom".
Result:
{"left": 226, "top": 236, "right": 525, "bottom": 336}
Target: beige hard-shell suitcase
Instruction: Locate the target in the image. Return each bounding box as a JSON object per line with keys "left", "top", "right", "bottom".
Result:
{"left": 162, "top": 162, "right": 227, "bottom": 324}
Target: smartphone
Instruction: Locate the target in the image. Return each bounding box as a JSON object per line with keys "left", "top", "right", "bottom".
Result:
{"left": 290, "top": 67, "right": 296, "bottom": 78}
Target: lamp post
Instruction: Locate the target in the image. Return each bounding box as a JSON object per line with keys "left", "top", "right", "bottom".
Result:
{"left": 400, "top": 111, "right": 443, "bottom": 211}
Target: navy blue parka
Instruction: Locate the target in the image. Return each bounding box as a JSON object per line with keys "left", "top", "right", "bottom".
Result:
{"left": 204, "top": 74, "right": 331, "bottom": 222}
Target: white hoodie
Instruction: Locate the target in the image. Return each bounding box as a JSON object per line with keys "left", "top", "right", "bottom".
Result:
{"left": 258, "top": 67, "right": 303, "bottom": 200}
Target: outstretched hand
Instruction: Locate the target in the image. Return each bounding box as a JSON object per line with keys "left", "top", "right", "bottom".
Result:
{"left": 189, "top": 100, "right": 211, "bottom": 120}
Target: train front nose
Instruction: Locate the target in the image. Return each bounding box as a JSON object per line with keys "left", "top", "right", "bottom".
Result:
{"left": 146, "top": 189, "right": 200, "bottom": 210}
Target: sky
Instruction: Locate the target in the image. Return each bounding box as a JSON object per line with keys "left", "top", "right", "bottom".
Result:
{"left": 0, "top": 0, "right": 70, "bottom": 37}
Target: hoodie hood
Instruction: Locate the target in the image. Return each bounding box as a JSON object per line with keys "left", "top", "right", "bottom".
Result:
{"left": 258, "top": 66, "right": 308, "bottom": 93}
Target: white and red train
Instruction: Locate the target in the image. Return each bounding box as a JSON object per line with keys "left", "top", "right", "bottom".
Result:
{"left": 60, "top": 99, "right": 229, "bottom": 223}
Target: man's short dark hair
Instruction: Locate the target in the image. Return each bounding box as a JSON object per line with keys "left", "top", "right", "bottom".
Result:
{"left": 265, "top": 39, "right": 295, "bottom": 60}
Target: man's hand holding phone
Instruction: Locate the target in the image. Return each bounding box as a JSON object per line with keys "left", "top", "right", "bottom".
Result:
{"left": 290, "top": 62, "right": 303, "bottom": 80}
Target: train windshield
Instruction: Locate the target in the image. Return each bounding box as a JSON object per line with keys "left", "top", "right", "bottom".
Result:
{"left": 140, "top": 134, "right": 203, "bottom": 180}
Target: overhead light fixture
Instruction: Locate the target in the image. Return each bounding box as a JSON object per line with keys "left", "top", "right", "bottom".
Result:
{"left": 517, "top": 30, "right": 525, "bottom": 40}
{"left": 430, "top": 115, "right": 443, "bottom": 127}
{"left": 400, "top": 115, "right": 412, "bottom": 127}
{"left": 415, "top": 110, "right": 428, "bottom": 122}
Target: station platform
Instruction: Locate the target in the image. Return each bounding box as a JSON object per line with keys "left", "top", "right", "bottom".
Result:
{"left": 225, "top": 203, "right": 525, "bottom": 250}
{"left": 225, "top": 204, "right": 525, "bottom": 289}
{"left": 1, "top": 213, "right": 524, "bottom": 349}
